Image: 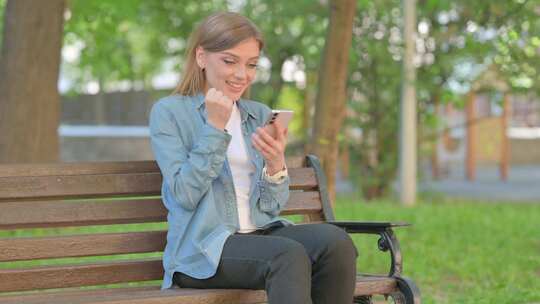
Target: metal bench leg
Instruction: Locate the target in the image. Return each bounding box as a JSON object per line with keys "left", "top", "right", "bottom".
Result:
{"left": 389, "top": 277, "right": 421, "bottom": 304}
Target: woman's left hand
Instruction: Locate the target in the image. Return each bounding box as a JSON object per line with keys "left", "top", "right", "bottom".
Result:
{"left": 251, "top": 124, "right": 288, "bottom": 175}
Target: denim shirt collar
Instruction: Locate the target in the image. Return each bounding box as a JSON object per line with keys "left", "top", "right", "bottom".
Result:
{"left": 193, "top": 93, "right": 259, "bottom": 124}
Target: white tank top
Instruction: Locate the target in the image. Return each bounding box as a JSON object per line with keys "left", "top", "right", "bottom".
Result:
{"left": 225, "top": 102, "right": 257, "bottom": 233}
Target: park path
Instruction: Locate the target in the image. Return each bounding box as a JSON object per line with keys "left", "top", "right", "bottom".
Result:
{"left": 336, "top": 164, "right": 540, "bottom": 203}
{"left": 419, "top": 164, "right": 540, "bottom": 203}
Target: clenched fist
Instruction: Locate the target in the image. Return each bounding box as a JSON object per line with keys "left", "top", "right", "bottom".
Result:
{"left": 205, "top": 88, "right": 234, "bottom": 131}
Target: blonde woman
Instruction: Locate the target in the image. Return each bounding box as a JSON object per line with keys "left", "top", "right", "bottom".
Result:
{"left": 149, "top": 12, "right": 357, "bottom": 304}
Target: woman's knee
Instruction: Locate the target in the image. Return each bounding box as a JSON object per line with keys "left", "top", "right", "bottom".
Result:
{"left": 315, "top": 223, "right": 359, "bottom": 260}
{"left": 270, "top": 238, "right": 311, "bottom": 275}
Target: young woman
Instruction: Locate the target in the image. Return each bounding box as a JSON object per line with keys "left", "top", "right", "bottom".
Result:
{"left": 149, "top": 11, "right": 357, "bottom": 304}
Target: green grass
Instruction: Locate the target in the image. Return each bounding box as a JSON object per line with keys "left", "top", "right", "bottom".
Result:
{"left": 334, "top": 194, "right": 540, "bottom": 303}
{"left": 1, "top": 195, "right": 539, "bottom": 303}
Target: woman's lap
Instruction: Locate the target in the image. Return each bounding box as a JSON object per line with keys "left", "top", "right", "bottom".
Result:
{"left": 173, "top": 223, "right": 357, "bottom": 290}
{"left": 267, "top": 223, "right": 358, "bottom": 261}
{"left": 173, "top": 232, "right": 307, "bottom": 289}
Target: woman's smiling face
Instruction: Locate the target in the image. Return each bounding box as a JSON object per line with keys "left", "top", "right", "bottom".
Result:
{"left": 197, "top": 37, "right": 260, "bottom": 101}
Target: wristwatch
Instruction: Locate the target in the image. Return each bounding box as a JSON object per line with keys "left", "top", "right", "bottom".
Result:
{"left": 263, "top": 166, "right": 288, "bottom": 184}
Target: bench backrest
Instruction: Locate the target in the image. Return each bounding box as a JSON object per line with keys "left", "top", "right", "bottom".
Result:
{"left": 0, "top": 155, "right": 333, "bottom": 293}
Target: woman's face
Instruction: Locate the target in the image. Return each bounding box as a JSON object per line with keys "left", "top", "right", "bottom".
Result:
{"left": 197, "top": 37, "right": 260, "bottom": 101}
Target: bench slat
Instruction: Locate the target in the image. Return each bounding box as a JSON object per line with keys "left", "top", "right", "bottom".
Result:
{"left": 281, "top": 191, "right": 322, "bottom": 215}
{"left": 0, "top": 168, "right": 317, "bottom": 201}
{"left": 0, "top": 276, "right": 397, "bottom": 303}
{"left": 0, "top": 191, "right": 321, "bottom": 229}
{"left": 289, "top": 167, "right": 319, "bottom": 190}
{"left": 0, "top": 159, "right": 306, "bottom": 178}
{"left": 0, "top": 173, "right": 163, "bottom": 201}
{"left": 0, "top": 231, "right": 167, "bottom": 262}
{"left": 0, "top": 286, "right": 267, "bottom": 304}
{"left": 0, "top": 259, "right": 163, "bottom": 293}
{"left": 0, "top": 199, "right": 166, "bottom": 229}
{"left": 0, "top": 161, "right": 160, "bottom": 178}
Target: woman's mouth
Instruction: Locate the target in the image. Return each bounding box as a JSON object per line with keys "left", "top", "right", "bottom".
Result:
{"left": 226, "top": 81, "right": 245, "bottom": 92}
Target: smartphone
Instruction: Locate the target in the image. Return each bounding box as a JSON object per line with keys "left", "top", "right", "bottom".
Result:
{"left": 263, "top": 110, "right": 294, "bottom": 138}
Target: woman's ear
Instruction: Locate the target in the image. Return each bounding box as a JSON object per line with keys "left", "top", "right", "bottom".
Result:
{"left": 195, "top": 46, "right": 206, "bottom": 70}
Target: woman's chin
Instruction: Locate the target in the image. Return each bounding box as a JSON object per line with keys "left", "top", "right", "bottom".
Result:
{"left": 225, "top": 91, "right": 243, "bottom": 101}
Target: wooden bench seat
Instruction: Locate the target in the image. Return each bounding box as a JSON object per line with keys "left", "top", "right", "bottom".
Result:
{"left": 0, "top": 155, "right": 420, "bottom": 303}
{"left": 0, "top": 276, "right": 398, "bottom": 304}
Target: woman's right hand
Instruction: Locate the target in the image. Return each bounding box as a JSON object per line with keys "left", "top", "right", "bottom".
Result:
{"left": 205, "top": 88, "right": 234, "bottom": 131}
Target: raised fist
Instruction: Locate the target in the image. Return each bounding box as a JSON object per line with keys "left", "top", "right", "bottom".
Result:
{"left": 205, "top": 88, "right": 234, "bottom": 131}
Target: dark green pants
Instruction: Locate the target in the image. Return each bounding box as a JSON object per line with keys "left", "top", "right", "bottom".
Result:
{"left": 173, "top": 223, "right": 358, "bottom": 304}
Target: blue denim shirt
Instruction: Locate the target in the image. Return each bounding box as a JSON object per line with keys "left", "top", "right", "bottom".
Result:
{"left": 149, "top": 93, "right": 293, "bottom": 290}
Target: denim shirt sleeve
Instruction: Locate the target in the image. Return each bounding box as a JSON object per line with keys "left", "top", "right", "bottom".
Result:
{"left": 149, "top": 101, "right": 232, "bottom": 211}
{"left": 257, "top": 173, "right": 290, "bottom": 216}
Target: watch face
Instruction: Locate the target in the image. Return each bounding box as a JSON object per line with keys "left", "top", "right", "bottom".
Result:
{"left": 265, "top": 166, "right": 287, "bottom": 183}
{"left": 273, "top": 169, "right": 287, "bottom": 179}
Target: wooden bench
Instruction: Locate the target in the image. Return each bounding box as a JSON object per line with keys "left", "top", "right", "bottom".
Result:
{"left": 0, "top": 154, "right": 420, "bottom": 304}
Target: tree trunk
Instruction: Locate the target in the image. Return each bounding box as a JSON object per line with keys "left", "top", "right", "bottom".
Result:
{"left": 303, "top": 71, "right": 317, "bottom": 155}
{"left": 0, "top": 0, "right": 65, "bottom": 163}
{"left": 310, "top": 0, "right": 356, "bottom": 205}
{"left": 398, "top": 0, "right": 417, "bottom": 205}
{"left": 268, "top": 56, "right": 286, "bottom": 109}
{"left": 339, "top": 128, "right": 350, "bottom": 179}
{"left": 431, "top": 92, "right": 441, "bottom": 180}
{"left": 466, "top": 91, "right": 477, "bottom": 181}
{"left": 500, "top": 93, "right": 510, "bottom": 181}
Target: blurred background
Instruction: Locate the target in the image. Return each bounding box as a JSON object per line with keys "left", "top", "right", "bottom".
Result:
{"left": 0, "top": 0, "right": 539, "bottom": 303}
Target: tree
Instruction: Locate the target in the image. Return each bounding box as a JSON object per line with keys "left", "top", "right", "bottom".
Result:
{"left": 0, "top": 0, "right": 66, "bottom": 163}
{"left": 63, "top": 0, "right": 229, "bottom": 93}
{"left": 399, "top": 0, "right": 417, "bottom": 205}
{"left": 341, "top": 0, "right": 539, "bottom": 201}
{"left": 0, "top": 0, "right": 5, "bottom": 48}
{"left": 243, "top": 1, "right": 328, "bottom": 108}
{"left": 345, "top": 0, "right": 404, "bottom": 200}
{"left": 310, "top": 0, "right": 356, "bottom": 204}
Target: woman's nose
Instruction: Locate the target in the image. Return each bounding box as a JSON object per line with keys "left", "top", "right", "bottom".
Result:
{"left": 234, "top": 66, "right": 247, "bottom": 79}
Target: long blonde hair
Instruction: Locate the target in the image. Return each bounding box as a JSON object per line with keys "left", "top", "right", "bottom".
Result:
{"left": 174, "top": 12, "right": 264, "bottom": 97}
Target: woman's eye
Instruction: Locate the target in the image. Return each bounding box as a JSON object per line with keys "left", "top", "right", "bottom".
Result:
{"left": 248, "top": 64, "right": 258, "bottom": 69}
{"left": 223, "top": 59, "right": 235, "bottom": 65}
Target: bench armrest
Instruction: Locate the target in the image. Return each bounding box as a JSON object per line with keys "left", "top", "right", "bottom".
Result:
{"left": 326, "top": 221, "right": 410, "bottom": 234}
{"left": 327, "top": 221, "right": 411, "bottom": 278}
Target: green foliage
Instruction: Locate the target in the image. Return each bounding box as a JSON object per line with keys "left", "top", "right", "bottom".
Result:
{"left": 65, "top": 0, "right": 146, "bottom": 89}
{"left": 334, "top": 195, "right": 540, "bottom": 303}
{"left": 63, "top": 0, "right": 329, "bottom": 104}
{"left": 344, "top": 0, "right": 403, "bottom": 198}
{"left": 416, "top": 0, "right": 540, "bottom": 97}
{"left": 243, "top": 0, "right": 328, "bottom": 108}
{"left": 342, "top": 0, "right": 540, "bottom": 199}
{"left": 0, "top": 0, "right": 5, "bottom": 49}
{"left": 63, "top": 0, "right": 227, "bottom": 92}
